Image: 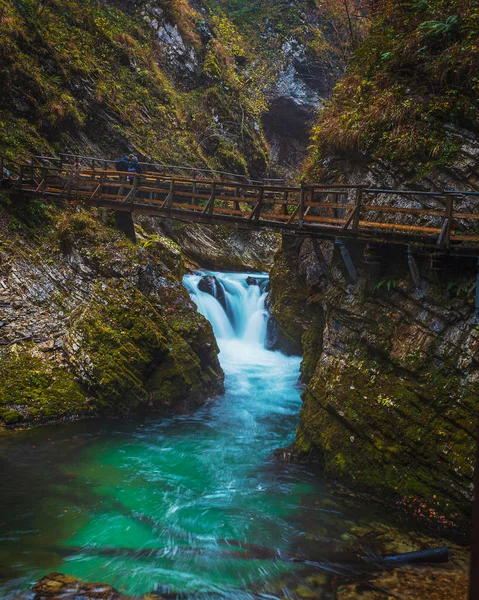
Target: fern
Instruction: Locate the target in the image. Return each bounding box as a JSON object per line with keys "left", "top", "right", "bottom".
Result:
{"left": 418, "top": 15, "right": 459, "bottom": 38}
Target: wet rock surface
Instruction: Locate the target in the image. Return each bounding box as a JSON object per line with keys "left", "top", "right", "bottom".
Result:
{"left": 25, "top": 520, "right": 470, "bottom": 600}
{"left": 197, "top": 275, "right": 226, "bottom": 309}
{"left": 268, "top": 235, "right": 479, "bottom": 531}
{"left": 0, "top": 206, "right": 224, "bottom": 428}
{"left": 138, "top": 216, "right": 280, "bottom": 272}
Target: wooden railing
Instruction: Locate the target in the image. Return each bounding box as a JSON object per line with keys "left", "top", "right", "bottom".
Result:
{"left": 28, "top": 153, "right": 270, "bottom": 185}
{"left": 2, "top": 157, "right": 479, "bottom": 254}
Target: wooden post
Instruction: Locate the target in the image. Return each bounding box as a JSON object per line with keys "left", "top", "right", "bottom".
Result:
{"left": 163, "top": 179, "right": 174, "bottom": 209}
{"left": 255, "top": 187, "right": 264, "bottom": 221}
{"left": 234, "top": 187, "right": 241, "bottom": 211}
{"left": 209, "top": 182, "right": 216, "bottom": 215}
{"left": 99, "top": 172, "right": 105, "bottom": 202}
{"left": 192, "top": 181, "right": 197, "bottom": 206}
{"left": 445, "top": 195, "right": 453, "bottom": 248}
{"left": 130, "top": 174, "right": 138, "bottom": 207}
{"left": 299, "top": 185, "right": 306, "bottom": 226}
{"left": 283, "top": 190, "right": 289, "bottom": 216}
{"left": 331, "top": 191, "right": 338, "bottom": 219}
{"left": 353, "top": 187, "right": 363, "bottom": 232}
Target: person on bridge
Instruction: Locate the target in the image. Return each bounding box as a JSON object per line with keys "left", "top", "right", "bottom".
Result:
{"left": 116, "top": 154, "right": 142, "bottom": 184}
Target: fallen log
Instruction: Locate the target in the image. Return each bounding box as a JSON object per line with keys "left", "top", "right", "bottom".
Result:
{"left": 379, "top": 546, "right": 449, "bottom": 565}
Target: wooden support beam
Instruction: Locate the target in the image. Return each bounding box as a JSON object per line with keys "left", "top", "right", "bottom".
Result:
{"left": 202, "top": 182, "right": 216, "bottom": 215}
{"left": 234, "top": 187, "right": 241, "bottom": 211}
{"left": 162, "top": 179, "right": 175, "bottom": 209}
{"left": 342, "top": 207, "right": 357, "bottom": 231}
{"left": 282, "top": 190, "right": 289, "bottom": 216}
{"left": 353, "top": 188, "right": 362, "bottom": 232}
{"left": 444, "top": 195, "right": 453, "bottom": 248}
{"left": 299, "top": 186, "right": 305, "bottom": 227}
{"left": 191, "top": 181, "right": 197, "bottom": 206}
{"left": 287, "top": 202, "right": 300, "bottom": 224}
{"left": 248, "top": 187, "right": 264, "bottom": 221}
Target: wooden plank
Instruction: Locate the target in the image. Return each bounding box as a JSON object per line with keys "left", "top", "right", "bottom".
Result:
{"left": 257, "top": 213, "right": 290, "bottom": 221}
{"left": 212, "top": 207, "right": 247, "bottom": 217}
{"left": 358, "top": 221, "right": 442, "bottom": 234}
{"left": 362, "top": 205, "right": 445, "bottom": 217}
{"left": 452, "top": 212, "right": 479, "bottom": 220}
{"left": 450, "top": 233, "right": 479, "bottom": 242}
{"left": 305, "top": 202, "right": 356, "bottom": 210}
{"left": 304, "top": 215, "right": 347, "bottom": 226}
{"left": 171, "top": 202, "right": 204, "bottom": 212}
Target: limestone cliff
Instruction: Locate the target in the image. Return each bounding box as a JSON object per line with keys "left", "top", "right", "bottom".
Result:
{"left": 0, "top": 199, "right": 224, "bottom": 428}
{"left": 0, "top": 0, "right": 269, "bottom": 177}
{"left": 266, "top": 0, "right": 479, "bottom": 533}
{"left": 269, "top": 234, "right": 479, "bottom": 532}
{"left": 138, "top": 216, "right": 280, "bottom": 272}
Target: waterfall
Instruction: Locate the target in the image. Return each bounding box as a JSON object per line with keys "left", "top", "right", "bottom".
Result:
{"left": 183, "top": 272, "right": 269, "bottom": 346}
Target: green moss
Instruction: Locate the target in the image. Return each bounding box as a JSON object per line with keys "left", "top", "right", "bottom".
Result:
{"left": 297, "top": 351, "right": 478, "bottom": 529}
{"left": 300, "top": 323, "right": 323, "bottom": 382}
{"left": 0, "top": 345, "right": 90, "bottom": 426}
{"left": 0, "top": 204, "right": 224, "bottom": 427}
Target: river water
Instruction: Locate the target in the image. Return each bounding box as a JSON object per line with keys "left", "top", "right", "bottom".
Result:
{"left": 0, "top": 272, "right": 424, "bottom": 598}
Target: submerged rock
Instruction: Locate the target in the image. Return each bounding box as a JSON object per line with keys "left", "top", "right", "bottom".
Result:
{"left": 30, "top": 572, "right": 163, "bottom": 599}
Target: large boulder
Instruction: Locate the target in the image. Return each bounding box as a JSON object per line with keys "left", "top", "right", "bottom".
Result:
{"left": 198, "top": 275, "right": 227, "bottom": 311}
{"left": 0, "top": 208, "right": 224, "bottom": 428}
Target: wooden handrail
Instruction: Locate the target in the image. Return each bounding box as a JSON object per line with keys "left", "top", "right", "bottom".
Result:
{"left": 2, "top": 160, "right": 479, "bottom": 254}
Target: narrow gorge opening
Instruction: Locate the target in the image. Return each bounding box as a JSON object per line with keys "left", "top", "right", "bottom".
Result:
{"left": 0, "top": 270, "right": 463, "bottom": 598}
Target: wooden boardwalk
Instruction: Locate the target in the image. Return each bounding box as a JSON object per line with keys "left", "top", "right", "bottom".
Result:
{"left": 2, "top": 154, "right": 479, "bottom": 255}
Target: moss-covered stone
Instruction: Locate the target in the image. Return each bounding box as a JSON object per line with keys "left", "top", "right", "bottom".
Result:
{"left": 270, "top": 237, "right": 479, "bottom": 531}
{"left": 0, "top": 204, "right": 223, "bottom": 428}
{"left": 0, "top": 345, "right": 91, "bottom": 424}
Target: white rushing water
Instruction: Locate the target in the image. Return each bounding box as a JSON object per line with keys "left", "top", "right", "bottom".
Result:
{"left": 183, "top": 271, "right": 270, "bottom": 347}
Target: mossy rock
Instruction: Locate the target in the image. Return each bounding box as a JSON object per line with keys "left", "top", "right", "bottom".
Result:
{"left": 0, "top": 345, "right": 91, "bottom": 426}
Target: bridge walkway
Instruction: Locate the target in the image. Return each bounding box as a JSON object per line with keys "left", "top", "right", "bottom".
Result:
{"left": 2, "top": 155, "right": 479, "bottom": 256}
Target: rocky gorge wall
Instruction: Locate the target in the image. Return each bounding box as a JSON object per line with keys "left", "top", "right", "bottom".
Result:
{"left": 0, "top": 200, "right": 224, "bottom": 428}
{"left": 268, "top": 234, "right": 479, "bottom": 533}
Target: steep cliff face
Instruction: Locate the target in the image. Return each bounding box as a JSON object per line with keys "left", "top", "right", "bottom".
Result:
{"left": 0, "top": 199, "right": 224, "bottom": 428}
{"left": 0, "top": 0, "right": 269, "bottom": 176}
{"left": 266, "top": 0, "right": 479, "bottom": 532}
{"left": 210, "top": 0, "right": 358, "bottom": 175}
{"left": 141, "top": 216, "right": 280, "bottom": 271}
{"left": 269, "top": 235, "right": 479, "bottom": 531}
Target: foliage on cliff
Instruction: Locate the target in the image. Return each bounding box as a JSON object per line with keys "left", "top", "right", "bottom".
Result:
{"left": 208, "top": 0, "right": 369, "bottom": 69}
{"left": 306, "top": 0, "right": 479, "bottom": 176}
{"left": 0, "top": 199, "right": 224, "bottom": 427}
{"left": 0, "top": 0, "right": 269, "bottom": 176}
